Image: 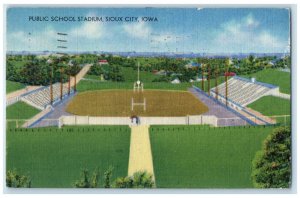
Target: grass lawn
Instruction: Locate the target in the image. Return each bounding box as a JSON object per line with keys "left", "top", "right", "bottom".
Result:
{"left": 6, "top": 80, "right": 25, "bottom": 94}
{"left": 83, "top": 74, "right": 103, "bottom": 80}
{"left": 150, "top": 125, "right": 274, "bottom": 188}
{"left": 247, "top": 96, "right": 291, "bottom": 125}
{"left": 6, "top": 126, "right": 131, "bottom": 188}
{"left": 6, "top": 101, "right": 40, "bottom": 128}
{"left": 120, "top": 67, "right": 158, "bottom": 82}
{"left": 85, "top": 67, "right": 158, "bottom": 82}
{"left": 243, "top": 69, "right": 290, "bottom": 94}
{"left": 66, "top": 90, "right": 208, "bottom": 116}
{"left": 77, "top": 80, "right": 193, "bottom": 92}
{"left": 247, "top": 96, "right": 290, "bottom": 116}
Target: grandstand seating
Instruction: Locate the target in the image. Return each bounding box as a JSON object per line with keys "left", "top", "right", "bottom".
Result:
{"left": 210, "top": 76, "right": 278, "bottom": 107}
{"left": 21, "top": 83, "right": 73, "bottom": 110}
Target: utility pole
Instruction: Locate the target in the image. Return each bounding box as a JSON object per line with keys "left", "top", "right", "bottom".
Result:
{"left": 60, "top": 67, "right": 63, "bottom": 100}
{"left": 225, "top": 62, "right": 229, "bottom": 107}
{"left": 137, "top": 62, "right": 140, "bottom": 82}
{"left": 50, "top": 64, "right": 53, "bottom": 105}
{"left": 74, "top": 75, "right": 77, "bottom": 92}
{"left": 215, "top": 66, "right": 219, "bottom": 100}
{"left": 68, "top": 69, "right": 71, "bottom": 95}
{"left": 56, "top": 32, "right": 69, "bottom": 95}
{"left": 207, "top": 64, "right": 211, "bottom": 95}
{"left": 201, "top": 63, "right": 205, "bottom": 90}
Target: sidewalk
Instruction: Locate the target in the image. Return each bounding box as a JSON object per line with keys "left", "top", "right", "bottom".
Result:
{"left": 128, "top": 125, "right": 155, "bottom": 180}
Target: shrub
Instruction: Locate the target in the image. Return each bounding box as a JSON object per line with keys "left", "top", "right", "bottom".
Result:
{"left": 251, "top": 127, "right": 291, "bottom": 188}
{"left": 6, "top": 169, "right": 31, "bottom": 188}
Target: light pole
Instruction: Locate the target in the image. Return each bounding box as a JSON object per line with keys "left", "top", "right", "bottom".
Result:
{"left": 215, "top": 66, "right": 219, "bottom": 100}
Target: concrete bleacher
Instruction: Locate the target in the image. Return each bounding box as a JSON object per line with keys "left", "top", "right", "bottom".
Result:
{"left": 210, "top": 76, "right": 279, "bottom": 109}
{"left": 21, "top": 83, "right": 74, "bottom": 110}
{"left": 19, "top": 64, "right": 92, "bottom": 111}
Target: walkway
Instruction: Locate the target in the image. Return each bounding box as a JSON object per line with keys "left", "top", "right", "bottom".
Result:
{"left": 128, "top": 125, "right": 155, "bottom": 180}
{"left": 189, "top": 87, "right": 248, "bottom": 126}
{"left": 31, "top": 93, "right": 76, "bottom": 127}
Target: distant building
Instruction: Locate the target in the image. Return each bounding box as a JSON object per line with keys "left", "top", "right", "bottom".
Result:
{"left": 46, "top": 59, "right": 53, "bottom": 64}
{"left": 98, "top": 59, "right": 108, "bottom": 65}
{"left": 268, "top": 61, "right": 275, "bottom": 66}
{"left": 195, "top": 77, "right": 206, "bottom": 82}
{"left": 156, "top": 70, "right": 167, "bottom": 75}
{"left": 185, "top": 61, "right": 201, "bottom": 69}
{"left": 152, "top": 70, "right": 159, "bottom": 74}
{"left": 171, "top": 78, "right": 181, "bottom": 84}
{"left": 68, "top": 60, "right": 74, "bottom": 66}
{"left": 224, "top": 72, "right": 236, "bottom": 77}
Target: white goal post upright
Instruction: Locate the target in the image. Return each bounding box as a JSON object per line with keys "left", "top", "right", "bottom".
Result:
{"left": 132, "top": 61, "right": 146, "bottom": 111}
{"left": 133, "top": 62, "right": 144, "bottom": 92}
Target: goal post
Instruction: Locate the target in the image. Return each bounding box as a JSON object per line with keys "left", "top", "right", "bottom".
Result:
{"left": 131, "top": 97, "right": 146, "bottom": 111}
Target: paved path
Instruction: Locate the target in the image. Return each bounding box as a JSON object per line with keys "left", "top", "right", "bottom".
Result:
{"left": 128, "top": 125, "right": 155, "bottom": 180}
{"left": 32, "top": 93, "right": 76, "bottom": 128}
{"left": 189, "top": 88, "right": 248, "bottom": 126}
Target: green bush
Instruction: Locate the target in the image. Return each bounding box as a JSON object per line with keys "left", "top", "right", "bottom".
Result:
{"left": 252, "top": 127, "right": 291, "bottom": 188}
{"left": 6, "top": 169, "right": 31, "bottom": 188}
{"left": 113, "top": 171, "right": 154, "bottom": 188}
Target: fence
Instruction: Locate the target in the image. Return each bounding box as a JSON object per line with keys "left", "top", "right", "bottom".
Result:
{"left": 6, "top": 115, "right": 291, "bottom": 129}
{"left": 6, "top": 119, "right": 59, "bottom": 128}
{"left": 58, "top": 115, "right": 219, "bottom": 127}
{"left": 269, "top": 115, "right": 291, "bottom": 126}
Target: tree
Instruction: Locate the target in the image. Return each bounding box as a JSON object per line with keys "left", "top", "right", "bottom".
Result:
{"left": 74, "top": 168, "right": 100, "bottom": 188}
{"left": 248, "top": 55, "right": 255, "bottom": 66}
{"left": 113, "top": 171, "right": 154, "bottom": 188}
{"left": 103, "top": 166, "right": 113, "bottom": 188}
{"left": 6, "top": 169, "right": 31, "bottom": 188}
{"left": 252, "top": 127, "right": 291, "bottom": 188}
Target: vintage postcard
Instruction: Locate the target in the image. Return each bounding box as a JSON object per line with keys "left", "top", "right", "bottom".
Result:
{"left": 5, "top": 6, "right": 292, "bottom": 190}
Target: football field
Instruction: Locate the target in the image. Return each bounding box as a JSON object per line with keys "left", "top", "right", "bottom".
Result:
{"left": 66, "top": 90, "right": 209, "bottom": 116}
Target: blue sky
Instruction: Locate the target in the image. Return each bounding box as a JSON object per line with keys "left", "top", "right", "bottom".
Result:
{"left": 6, "top": 7, "right": 290, "bottom": 53}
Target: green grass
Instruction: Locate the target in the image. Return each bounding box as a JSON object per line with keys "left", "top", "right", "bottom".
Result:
{"left": 247, "top": 96, "right": 291, "bottom": 126}
{"left": 6, "top": 101, "right": 41, "bottom": 128}
{"left": 120, "top": 67, "right": 158, "bottom": 82}
{"left": 6, "top": 80, "right": 25, "bottom": 94}
{"left": 85, "top": 67, "right": 158, "bottom": 82}
{"left": 150, "top": 125, "right": 274, "bottom": 188}
{"left": 6, "top": 126, "right": 131, "bottom": 188}
{"left": 247, "top": 96, "right": 290, "bottom": 116}
{"left": 77, "top": 80, "right": 193, "bottom": 92}
{"left": 84, "top": 74, "right": 103, "bottom": 80}
{"left": 243, "top": 69, "right": 291, "bottom": 94}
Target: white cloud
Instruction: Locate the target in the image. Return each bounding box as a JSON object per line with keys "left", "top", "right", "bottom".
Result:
{"left": 122, "top": 21, "right": 178, "bottom": 47}
{"left": 150, "top": 33, "right": 177, "bottom": 43}
{"left": 123, "top": 22, "right": 151, "bottom": 39}
{"left": 69, "top": 12, "right": 106, "bottom": 39}
{"left": 244, "top": 13, "right": 259, "bottom": 28}
{"left": 70, "top": 22, "right": 104, "bottom": 39}
{"left": 213, "top": 14, "right": 289, "bottom": 53}
{"left": 7, "top": 26, "right": 57, "bottom": 51}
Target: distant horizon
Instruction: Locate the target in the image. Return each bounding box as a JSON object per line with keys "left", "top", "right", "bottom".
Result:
{"left": 6, "top": 50, "right": 290, "bottom": 59}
